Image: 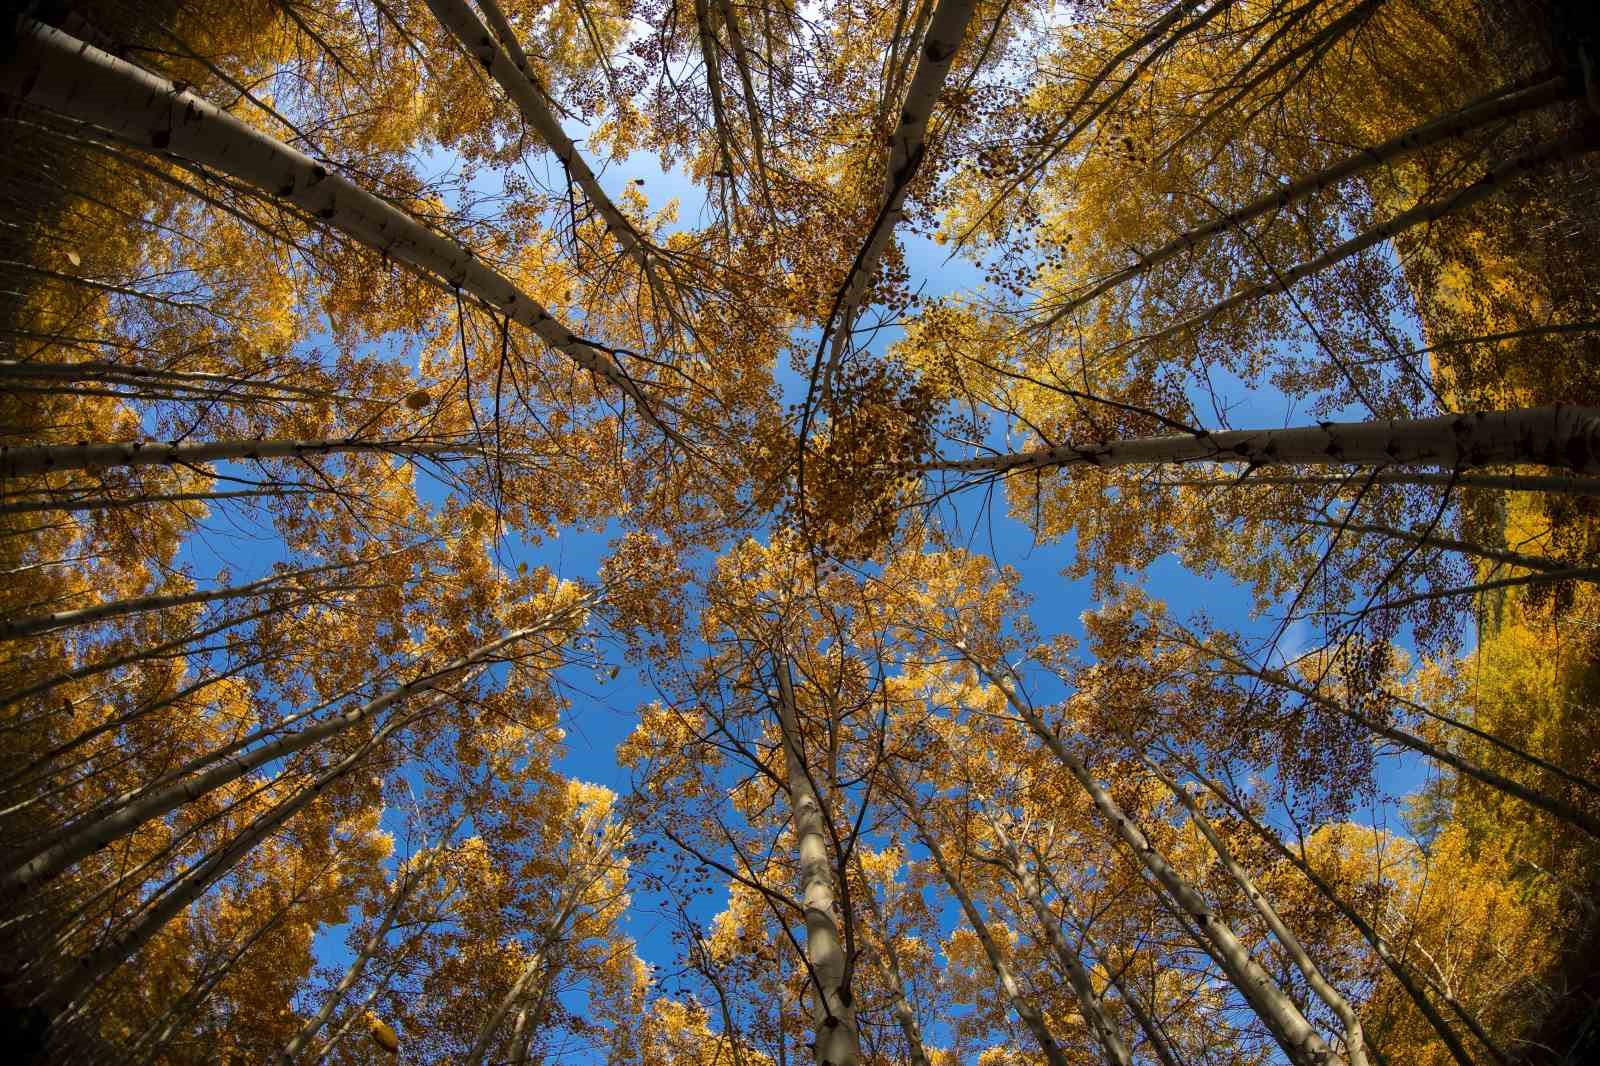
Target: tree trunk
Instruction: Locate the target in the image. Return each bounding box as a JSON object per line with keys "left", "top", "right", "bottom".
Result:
{"left": 1298, "top": 515, "right": 1567, "bottom": 573}
{"left": 977, "top": 802, "right": 1133, "bottom": 1066}
{"left": 909, "top": 814, "right": 1069, "bottom": 1066}
{"left": 1136, "top": 127, "right": 1600, "bottom": 351}
{"left": 930, "top": 406, "right": 1600, "bottom": 476}
{"left": 0, "top": 435, "right": 456, "bottom": 479}
{"left": 1040, "top": 75, "right": 1572, "bottom": 324}
{"left": 0, "top": 555, "right": 381, "bottom": 641}
{"left": 3, "top": 20, "right": 660, "bottom": 420}
{"left": 426, "top": 0, "right": 652, "bottom": 274}
{"left": 1181, "top": 762, "right": 1485, "bottom": 1066}
{"left": 34, "top": 694, "right": 428, "bottom": 1021}
{"left": 1143, "top": 758, "right": 1370, "bottom": 1066}
{"left": 820, "top": 0, "right": 977, "bottom": 396}
{"left": 1161, "top": 470, "right": 1600, "bottom": 495}
{"left": 281, "top": 811, "right": 465, "bottom": 1063}
{"left": 850, "top": 853, "right": 932, "bottom": 1066}
{"left": 773, "top": 653, "right": 860, "bottom": 1066}
{"left": 0, "top": 619, "right": 554, "bottom": 901}
{"left": 958, "top": 650, "right": 1340, "bottom": 1066}
{"left": 0, "top": 488, "right": 312, "bottom": 516}
{"left": 1199, "top": 642, "right": 1600, "bottom": 839}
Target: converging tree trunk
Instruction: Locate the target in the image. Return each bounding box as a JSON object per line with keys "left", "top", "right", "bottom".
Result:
{"left": 773, "top": 652, "right": 860, "bottom": 1066}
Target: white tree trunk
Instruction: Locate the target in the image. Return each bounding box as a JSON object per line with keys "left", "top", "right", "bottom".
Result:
{"left": 0, "top": 555, "right": 379, "bottom": 641}
{"left": 1201, "top": 643, "right": 1600, "bottom": 839}
{"left": 1184, "top": 763, "right": 1479, "bottom": 1066}
{"left": 821, "top": 0, "right": 977, "bottom": 396}
{"left": 977, "top": 803, "right": 1132, "bottom": 1066}
{"left": 958, "top": 651, "right": 1341, "bottom": 1066}
{"left": 906, "top": 807, "right": 1069, "bottom": 1066}
{"left": 930, "top": 406, "right": 1600, "bottom": 476}
{"left": 426, "top": 0, "right": 652, "bottom": 274}
{"left": 4, "top": 20, "right": 660, "bottom": 419}
{"left": 281, "top": 810, "right": 466, "bottom": 1063}
{"left": 1136, "top": 127, "right": 1599, "bottom": 350}
{"left": 1144, "top": 759, "right": 1370, "bottom": 1066}
{"left": 849, "top": 854, "right": 931, "bottom": 1066}
{"left": 1039, "top": 75, "right": 1571, "bottom": 324}
{"left": 0, "top": 435, "right": 456, "bottom": 479}
{"left": 36, "top": 693, "right": 430, "bottom": 1018}
{"left": 773, "top": 654, "right": 860, "bottom": 1066}
{"left": 1, "top": 614, "right": 572, "bottom": 900}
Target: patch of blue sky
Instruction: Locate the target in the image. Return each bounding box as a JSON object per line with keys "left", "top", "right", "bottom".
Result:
{"left": 229, "top": 115, "right": 1444, "bottom": 1052}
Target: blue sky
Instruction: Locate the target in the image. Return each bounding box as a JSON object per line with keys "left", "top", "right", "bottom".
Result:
{"left": 172, "top": 125, "right": 1444, "bottom": 1051}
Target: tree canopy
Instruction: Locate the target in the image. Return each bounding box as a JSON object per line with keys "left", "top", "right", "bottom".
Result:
{"left": 2, "top": 0, "right": 1599, "bottom": 1063}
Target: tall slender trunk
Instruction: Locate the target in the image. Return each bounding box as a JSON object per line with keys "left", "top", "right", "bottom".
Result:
{"left": 849, "top": 852, "right": 931, "bottom": 1066}
{"left": 1180, "top": 761, "right": 1487, "bottom": 1066}
{"left": 1198, "top": 641, "right": 1600, "bottom": 839}
{"left": 1, "top": 615, "right": 566, "bottom": 900}
{"left": 0, "top": 554, "right": 387, "bottom": 640}
{"left": 976, "top": 801, "right": 1133, "bottom": 1066}
{"left": 3, "top": 20, "right": 660, "bottom": 421}
{"left": 1297, "top": 515, "right": 1567, "bottom": 573}
{"left": 0, "top": 488, "right": 313, "bottom": 516}
{"left": 773, "top": 653, "right": 860, "bottom": 1066}
{"left": 928, "top": 407, "right": 1600, "bottom": 477}
{"left": 905, "top": 807, "right": 1069, "bottom": 1066}
{"left": 33, "top": 693, "right": 429, "bottom": 1021}
{"left": 1143, "top": 758, "right": 1370, "bottom": 1066}
{"left": 957, "top": 649, "right": 1340, "bottom": 1066}
{"left": 427, "top": 0, "right": 653, "bottom": 275}
{"left": 1161, "top": 470, "right": 1600, "bottom": 495}
{"left": 0, "top": 435, "right": 456, "bottom": 479}
{"left": 313, "top": 981, "right": 386, "bottom": 1064}
{"left": 1040, "top": 75, "right": 1572, "bottom": 324}
{"left": 281, "top": 810, "right": 467, "bottom": 1063}
{"left": 1136, "top": 127, "right": 1600, "bottom": 351}
{"left": 820, "top": 0, "right": 977, "bottom": 396}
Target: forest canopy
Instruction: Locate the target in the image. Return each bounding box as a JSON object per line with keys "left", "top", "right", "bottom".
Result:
{"left": 2, "top": 0, "right": 1599, "bottom": 1063}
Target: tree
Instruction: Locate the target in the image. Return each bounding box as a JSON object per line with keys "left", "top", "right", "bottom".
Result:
{"left": 4, "top": 1, "right": 1599, "bottom": 1062}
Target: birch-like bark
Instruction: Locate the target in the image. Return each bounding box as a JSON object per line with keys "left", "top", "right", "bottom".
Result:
{"left": 903, "top": 806, "right": 1069, "bottom": 1066}
{"left": 1160, "top": 470, "right": 1600, "bottom": 495}
{"left": 0, "top": 617, "right": 562, "bottom": 900}
{"left": 1135, "top": 127, "right": 1600, "bottom": 350}
{"left": 0, "top": 555, "right": 381, "bottom": 641}
{"left": 35, "top": 694, "right": 431, "bottom": 1020}
{"left": 462, "top": 818, "right": 621, "bottom": 1066}
{"left": 1143, "top": 759, "right": 1370, "bottom": 1066}
{"left": 131, "top": 870, "right": 314, "bottom": 1064}
{"left": 1183, "top": 764, "right": 1480, "bottom": 1066}
{"left": 773, "top": 653, "right": 860, "bottom": 1066}
{"left": 427, "top": 0, "right": 653, "bottom": 276}
{"left": 3, "top": 20, "right": 660, "bottom": 421}
{"left": 849, "top": 852, "right": 931, "bottom": 1066}
{"left": 693, "top": 0, "right": 740, "bottom": 197}
{"left": 976, "top": 803, "right": 1132, "bottom": 1066}
{"left": 0, "top": 488, "right": 312, "bottom": 516}
{"left": 0, "top": 600, "right": 290, "bottom": 712}
{"left": 1364, "top": 565, "right": 1600, "bottom": 610}
{"left": 714, "top": 0, "right": 775, "bottom": 208}
{"left": 928, "top": 406, "right": 1600, "bottom": 476}
{"left": 0, "top": 358, "right": 356, "bottom": 402}
{"left": 820, "top": 0, "right": 977, "bottom": 396}
{"left": 1198, "top": 643, "right": 1600, "bottom": 839}
{"left": 1038, "top": 75, "right": 1571, "bottom": 325}
{"left": 1298, "top": 516, "right": 1568, "bottom": 573}
{"left": 313, "top": 982, "right": 385, "bottom": 1065}
{"left": 0, "top": 435, "right": 462, "bottom": 479}
{"left": 281, "top": 811, "right": 467, "bottom": 1063}
{"left": 957, "top": 650, "right": 1340, "bottom": 1066}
